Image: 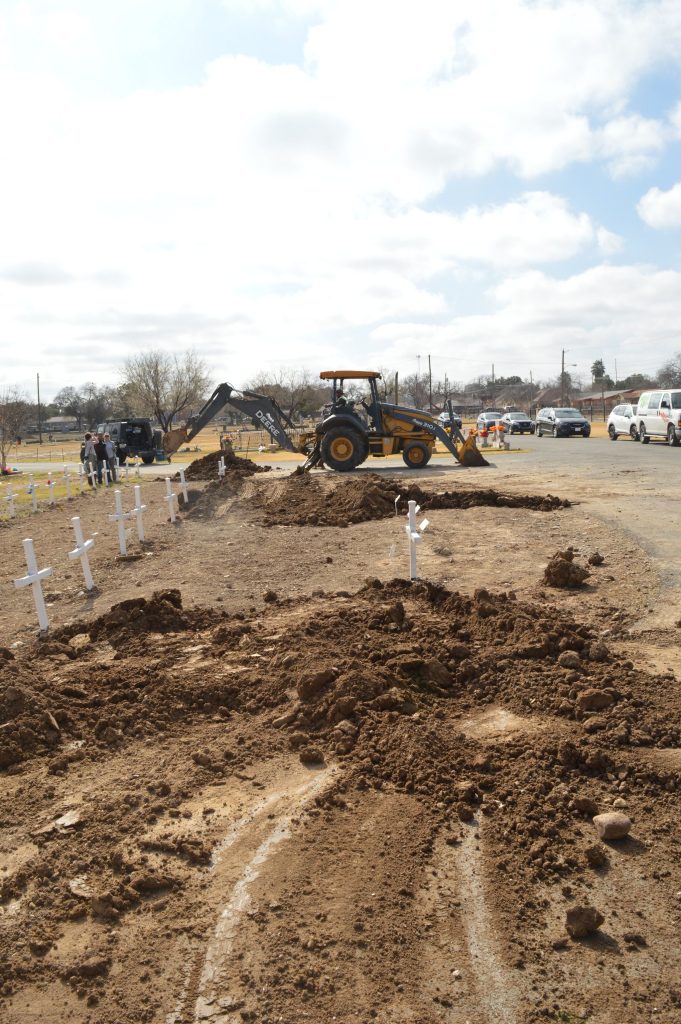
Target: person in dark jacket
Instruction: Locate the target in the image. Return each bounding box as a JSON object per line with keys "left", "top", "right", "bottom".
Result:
{"left": 94, "top": 433, "right": 108, "bottom": 485}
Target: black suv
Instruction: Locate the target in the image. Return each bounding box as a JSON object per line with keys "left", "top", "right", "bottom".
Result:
{"left": 96, "top": 419, "right": 161, "bottom": 464}
{"left": 535, "top": 407, "right": 591, "bottom": 438}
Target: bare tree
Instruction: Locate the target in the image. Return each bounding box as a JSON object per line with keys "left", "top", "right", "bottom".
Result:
{"left": 658, "top": 352, "right": 681, "bottom": 388}
{"left": 0, "top": 387, "right": 30, "bottom": 470}
{"left": 121, "top": 350, "right": 211, "bottom": 431}
{"left": 246, "top": 368, "right": 329, "bottom": 420}
{"left": 53, "top": 386, "right": 86, "bottom": 429}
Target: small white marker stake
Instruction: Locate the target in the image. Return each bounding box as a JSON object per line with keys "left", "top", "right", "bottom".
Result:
{"left": 68, "top": 516, "right": 95, "bottom": 591}
{"left": 405, "top": 499, "right": 429, "bottom": 581}
{"left": 132, "top": 484, "right": 147, "bottom": 542}
{"left": 164, "top": 476, "right": 178, "bottom": 523}
{"left": 14, "top": 538, "right": 53, "bottom": 633}
{"left": 218, "top": 456, "right": 225, "bottom": 479}
{"left": 179, "top": 468, "right": 189, "bottom": 504}
{"left": 394, "top": 493, "right": 401, "bottom": 516}
{"left": 48, "top": 480, "right": 55, "bottom": 505}
{"left": 124, "top": 462, "right": 130, "bottom": 480}
{"left": 109, "top": 489, "right": 131, "bottom": 555}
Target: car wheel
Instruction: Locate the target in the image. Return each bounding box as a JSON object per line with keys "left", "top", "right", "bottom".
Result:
{"left": 530, "top": 424, "right": 535, "bottom": 434}
{"left": 667, "top": 425, "right": 680, "bottom": 447}
{"left": 583, "top": 429, "right": 591, "bottom": 437}
{"left": 629, "top": 424, "right": 639, "bottom": 441}
{"left": 640, "top": 423, "right": 650, "bottom": 444}
{"left": 552, "top": 425, "right": 558, "bottom": 437}
{"left": 608, "top": 425, "right": 617, "bottom": 440}
{"left": 537, "top": 427, "right": 542, "bottom": 437}
{"left": 141, "top": 455, "right": 155, "bottom": 464}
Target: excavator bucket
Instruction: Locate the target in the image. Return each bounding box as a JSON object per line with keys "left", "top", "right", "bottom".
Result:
{"left": 162, "top": 426, "right": 189, "bottom": 456}
{"left": 456, "top": 432, "right": 489, "bottom": 467}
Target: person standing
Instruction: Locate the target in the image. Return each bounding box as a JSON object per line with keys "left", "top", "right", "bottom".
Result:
{"left": 104, "top": 432, "right": 118, "bottom": 483}
{"left": 82, "top": 432, "right": 97, "bottom": 486}
{"left": 94, "top": 433, "right": 108, "bottom": 485}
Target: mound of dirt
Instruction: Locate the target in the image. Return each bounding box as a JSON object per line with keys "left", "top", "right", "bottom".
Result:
{"left": 184, "top": 448, "right": 271, "bottom": 482}
{"left": 544, "top": 548, "right": 590, "bottom": 588}
{"left": 2, "top": 581, "right": 680, "bottom": 1021}
{"left": 260, "top": 473, "right": 570, "bottom": 527}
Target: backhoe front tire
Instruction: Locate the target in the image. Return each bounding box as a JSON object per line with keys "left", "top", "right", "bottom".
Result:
{"left": 402, "top": 440, "right": 432, "bottom": 469}
{"left": 320, "top": 427, "right": 366, "bottom": 471}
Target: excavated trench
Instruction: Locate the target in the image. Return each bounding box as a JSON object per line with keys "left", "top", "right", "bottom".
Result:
{"left": 258, "top": 473, "right": 570, "bottom": 527}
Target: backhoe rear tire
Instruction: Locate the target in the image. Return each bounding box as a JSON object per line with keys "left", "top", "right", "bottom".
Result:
{"left": 402, "top": 440, "right": 432, "bottom": 469}
{"left": 320, "top": 427, "right": 367, "bottom": 471}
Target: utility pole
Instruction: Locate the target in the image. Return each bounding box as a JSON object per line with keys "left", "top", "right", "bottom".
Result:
{"left": 614, "top": 358, "right": 618, "bottom": 386}
{"left": 561, "top": 350, "right": 565, "bottom": 407}
{"left": 394, "top": 371, "right": 399, "bottom": 405}
{"left": 428, "top": 354, "right": 432, "bottom": 411}
{"left": 37, "top": 372, "right": 43, "bottom": 444}
{"left": 491, "top": 363, "right": 495, "bottom": 407}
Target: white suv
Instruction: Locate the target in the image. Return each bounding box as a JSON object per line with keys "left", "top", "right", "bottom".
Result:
{"left": 636, "top": 390, "right": 681, "bottom": 446}
{"left": 607, "top": 403, "right": 638, "bottom": 441}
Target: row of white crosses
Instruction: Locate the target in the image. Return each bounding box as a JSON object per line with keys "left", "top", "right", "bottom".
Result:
{"left": 14, "top": 475, "right": 189, "bottom": 633}
{"left": 2, "top": 459, "right": 146, "bottom": 520}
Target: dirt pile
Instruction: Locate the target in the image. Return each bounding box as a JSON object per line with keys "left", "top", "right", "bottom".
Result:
{"left": 2, "top": 582, "right": 680, "bottom": 1021}
{"left": 184, "top": 447, "right": 270, "bottom": 482}
{"left": 260, "top": 473, "right": 570, "bottom": 526}
{"left": 544, "top": 547, "right": 590, "bottom": 588}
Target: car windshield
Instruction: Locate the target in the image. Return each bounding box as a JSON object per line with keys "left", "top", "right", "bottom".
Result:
{"left": 483, "top": 412, "right": 501, "bottom": 418}
{"left": 554, "top": 409, "right": 580, "bottom": 418}
{"left": 508, "top": 412, "right": 525, "bottom": 419}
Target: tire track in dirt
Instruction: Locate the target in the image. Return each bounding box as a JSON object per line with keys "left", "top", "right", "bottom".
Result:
{"left": 166, "top": 765, "right": 336, "bottom": 1024}
{"left": 421, "top": 822, "right": 521, "bottom": 1023}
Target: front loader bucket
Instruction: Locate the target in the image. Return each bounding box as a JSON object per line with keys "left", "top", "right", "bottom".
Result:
{"left": 162, "top": 426, "right": 189, "bottom": 456}
{"left": 457, "top": 433, "right": 489, "bottom": 467}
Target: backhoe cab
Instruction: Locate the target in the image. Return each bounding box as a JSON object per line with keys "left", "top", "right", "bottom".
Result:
{"left": 306, "top": 370, "right": 487, "bottom": 470}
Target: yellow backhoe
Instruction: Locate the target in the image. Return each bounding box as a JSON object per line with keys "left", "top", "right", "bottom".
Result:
{"left": 163, "top": 370, "right": 487, "bottom": 469}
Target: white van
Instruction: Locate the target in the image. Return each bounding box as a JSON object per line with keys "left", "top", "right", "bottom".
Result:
{"left": 636, "top": 389, "right": 681, "bottom": 445}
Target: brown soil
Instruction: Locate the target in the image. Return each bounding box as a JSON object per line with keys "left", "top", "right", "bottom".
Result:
{"left": 1, "top": 582, "right": 680, "bottom": 1023}
{"left": 258, "top": 473, "right": 570, "bottom": 527}
{"left": 544, "top": 548, "right": 591, "bottom": 588}
{"left": 183, "top": 448, "right": 270, "bottom": 482}
{"left": 1, "top": 462, "right": 680, "bottom": 1024}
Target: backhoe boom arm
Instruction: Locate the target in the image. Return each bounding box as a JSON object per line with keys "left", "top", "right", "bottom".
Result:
{"left": 162, "top": 383, "right": 299, "bottom": 455}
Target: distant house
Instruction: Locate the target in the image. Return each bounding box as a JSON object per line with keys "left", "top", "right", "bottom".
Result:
{"left": 44, "top": 416, "right": 78, "bottom": 431}
{"left": 572, "top": 388, "right": 646, "bottom": 420}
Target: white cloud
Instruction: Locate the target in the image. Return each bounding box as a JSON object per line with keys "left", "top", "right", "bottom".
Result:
{"left": 637, "top": 181, "right": 681, "bottom": 228}
{"left": 370, "top": 264, "right": 681, "bottom": 382}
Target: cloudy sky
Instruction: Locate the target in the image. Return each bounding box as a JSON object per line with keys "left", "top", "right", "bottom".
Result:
{"left": 2, "top": 0, "right": 681, "bottom": 401}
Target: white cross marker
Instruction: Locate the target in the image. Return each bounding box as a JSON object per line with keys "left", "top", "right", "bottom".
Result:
{"left": 165, "top": 476, "right": 178, "bottom": 523}
{"left": 218, "top": 456, "right": 225, "bottom": 479}
{"left": 109, "top": 489, "right": 131, "bottom": 555}
{"left": 48, "top": 480, "right": 55, "bottom": 505}
{"left": 28, "top": 476, "right": 38, "bottom": 512}
{"left": 63, "top": 466, "right": 71, "bottom": 499}
{"left": 5, "top": 486, "right": 15, "bottom": 518}
{"left": 89, "top": 465, "right": 98, "bottom": 489}
{"left": 68, "top": 516, "right": 95, "bottom": 591}
{"left": 405, "top": 499, "right": 429, "bottom": 581}
{"left": 14, "top": 538, "right": 53, "bottom": 633}
{"left": 132, "top": 484, "right": 147, "bottom": 542}
{"left": 103, "top": 463, "right": 110, "bottom": 487}
{"left": 78, "top": 464, "right": 85, "bottom": 492}
{"left": 179, "top": 468, "right": 189, "bottom": 504}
